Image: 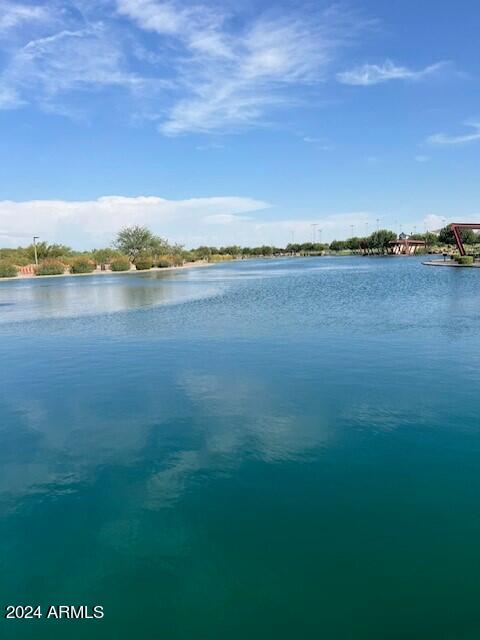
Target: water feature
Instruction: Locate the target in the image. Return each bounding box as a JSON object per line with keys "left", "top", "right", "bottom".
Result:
{"left": 1, "top": 257, "right": 480, "bottom": 639}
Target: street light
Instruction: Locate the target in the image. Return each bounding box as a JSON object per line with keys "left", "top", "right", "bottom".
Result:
{"left": 33, "top": 236, "right": 39, "bottom": 266}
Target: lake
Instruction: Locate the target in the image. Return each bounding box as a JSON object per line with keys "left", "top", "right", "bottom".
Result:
{"left": 1, "top": 256, "right": 480, "bottom": 639}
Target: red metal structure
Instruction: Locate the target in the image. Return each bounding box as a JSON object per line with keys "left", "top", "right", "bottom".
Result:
{"left": 450, "top": 223, "right": 480, "bottom": 256}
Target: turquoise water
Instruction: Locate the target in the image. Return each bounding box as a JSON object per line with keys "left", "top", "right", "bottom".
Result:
{"left": 1, "top": 257, "right": 480, "bottom": 639}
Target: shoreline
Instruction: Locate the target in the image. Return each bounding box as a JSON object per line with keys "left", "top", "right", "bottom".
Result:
{"left": 423, "top": 260, "right": 480, "bottom": 268}
{"left": 0, "top": 260, "right": 214, "bottom": 283}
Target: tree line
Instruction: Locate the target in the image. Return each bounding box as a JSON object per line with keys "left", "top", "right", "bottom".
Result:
{"left": 329, "top": 226, "right": 480, "bottom": 254}
{"left": 0, "top": 224, "right": 478, "bottom": 278}
{"left": 0, "top": 225, "right": 331, "bottom": 272}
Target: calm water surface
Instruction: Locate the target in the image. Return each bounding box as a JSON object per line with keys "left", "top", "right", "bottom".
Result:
{"left": 1, "top": 257, "right": 480, "bottom": 639}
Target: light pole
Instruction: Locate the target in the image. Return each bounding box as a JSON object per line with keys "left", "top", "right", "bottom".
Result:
{"left": 376, "top": 218, "right": 380, "bottom": 231}
{"left": 33, "top": 236, "right": 39, "bottom": 266}
{"left": 318, "top": 228, "right": 322, "bottom": 244}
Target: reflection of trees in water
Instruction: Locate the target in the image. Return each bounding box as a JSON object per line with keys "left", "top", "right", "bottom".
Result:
{"left": 31, "top": 280, "right": 70, "bottom": 312}
{"left": 119, "top": 282, "right": 169, "bottom": 309}
{"left": 0, "top": 268, "right": 220, "bottom": 327}
{"left": 12, "top": 277, "right": 192, "bottom": 320}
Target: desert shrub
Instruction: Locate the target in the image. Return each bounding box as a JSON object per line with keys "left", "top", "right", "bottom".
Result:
{"left": 135, "top": 255, "right": 153, "bottom": 270}
{"left": 184, "top": 250, "right": 199, "bottom": 262}
{"left": 171, "top": 255, "right": 184, "bottom": 267}
{"left": 70, "top": 257, "right": 96, "bottom": 274}
{"left": 36, "top": 259, "right": 65, "bottom": 276}
{"left": 0, "top": 261, "right": 18, "bottom": 278}
{"left": 156, "top": 256, "right": 174, "bottom": 268}
{"left": 209, "top": 254, "right": 234, "bottom": 263}
{"left": 158, "top": 254, "right": 183, "bottom": 268}
{"left": 110, "top": 257, "right": 131, "bottom": 271}
{"left": 92, "top": 248, "right": 119, "bottom": 266}
{"left": 0, "top": 249, "right": 30, "bottom": 266}
{"left": 456, "top": 255, "right": 474, "bottom": 266}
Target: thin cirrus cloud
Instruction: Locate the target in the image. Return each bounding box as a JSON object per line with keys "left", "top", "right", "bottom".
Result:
{"left": 116, "top": 0, "right": 360, "bottom": 135}
{"left": 0, "top": 0, "right": 50, "bottom": 33}
{"left": 337, "top": 59, "right": 448, "bottom": 85}
{"left": 0, "top": 22, "right": 159, "bottom": 114}
{"left": 427, "top": 122, "right": 480, "bottom": 145}
{"left": 0, "top": 0, "right": 362, "bottom": 133}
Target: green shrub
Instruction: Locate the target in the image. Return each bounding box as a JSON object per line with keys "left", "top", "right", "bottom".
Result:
{"left": 156, "top": 255, "right": 183, "bottom": 268}
{"left": 184, "top": 250, "right": 199, "bottom": 262}
{"left": 0, "top": 250, "right": 30, "bottom": 266}
{"left": 135, "top": 255, "right": 153, "bottom": 270}
{"left": 70, "top": 257, "right": 96, "bottom": 274}
{"left": 456, "top": 255, "right": 474, "bottom": 266}
{"left": 156, "top": 256, "right": 174, "bottom": 268}
{"left": 0, "top": 261, "right": 18, "bottom": 278}
{"left": 110, "top": 257, "right": 131, "bottom": 271}
{"left": 92, "top": 248, "right": 119, "bottom": 266}
{"left": 36, "top": 259, "right": 65, "bottom": 276}
{"left": 208, "top": 254, "right": 234, "bottom": 263}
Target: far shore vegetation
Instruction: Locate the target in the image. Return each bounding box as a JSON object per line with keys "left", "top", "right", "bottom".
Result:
{"left": 0, "top": 224, "right": 479, "bottom": 278}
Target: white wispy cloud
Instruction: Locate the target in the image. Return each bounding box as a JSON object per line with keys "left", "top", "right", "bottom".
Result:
{"left": 116, "top": 0, "right": 359, "bottom": 135}
{"left": 0, "top": 0, "right": 51, "bottom": 33}
{"left": 116, "top": 0, "right": 231, "bottom": 57}
{"left": 337, "top": 59, "right": 447, "bottom": 86}
{"left": 0, "top": 23, "right": 155, "bottom": 114}
{"left": 0, "top": 84, "right": 23, "bottom": 108}
{"left": 4, "top": 3, "right": 450, "bottom": 137}
{"left": 0, "top": 1, "right": 360, "bottom": 130}
{"left": 302, "top": 136, "right": 335, "bottom": 150}
{"left": 427, "top": 122, "right": 480, "bottom": 145}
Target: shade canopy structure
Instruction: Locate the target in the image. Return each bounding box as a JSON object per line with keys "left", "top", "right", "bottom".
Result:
{"left": 388, "top": 239, "right": 426, "bottom": 255}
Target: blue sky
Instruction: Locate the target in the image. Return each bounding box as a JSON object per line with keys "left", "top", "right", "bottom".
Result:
{"left": 0, "top": 0, "right": 479, "bottom": 248}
